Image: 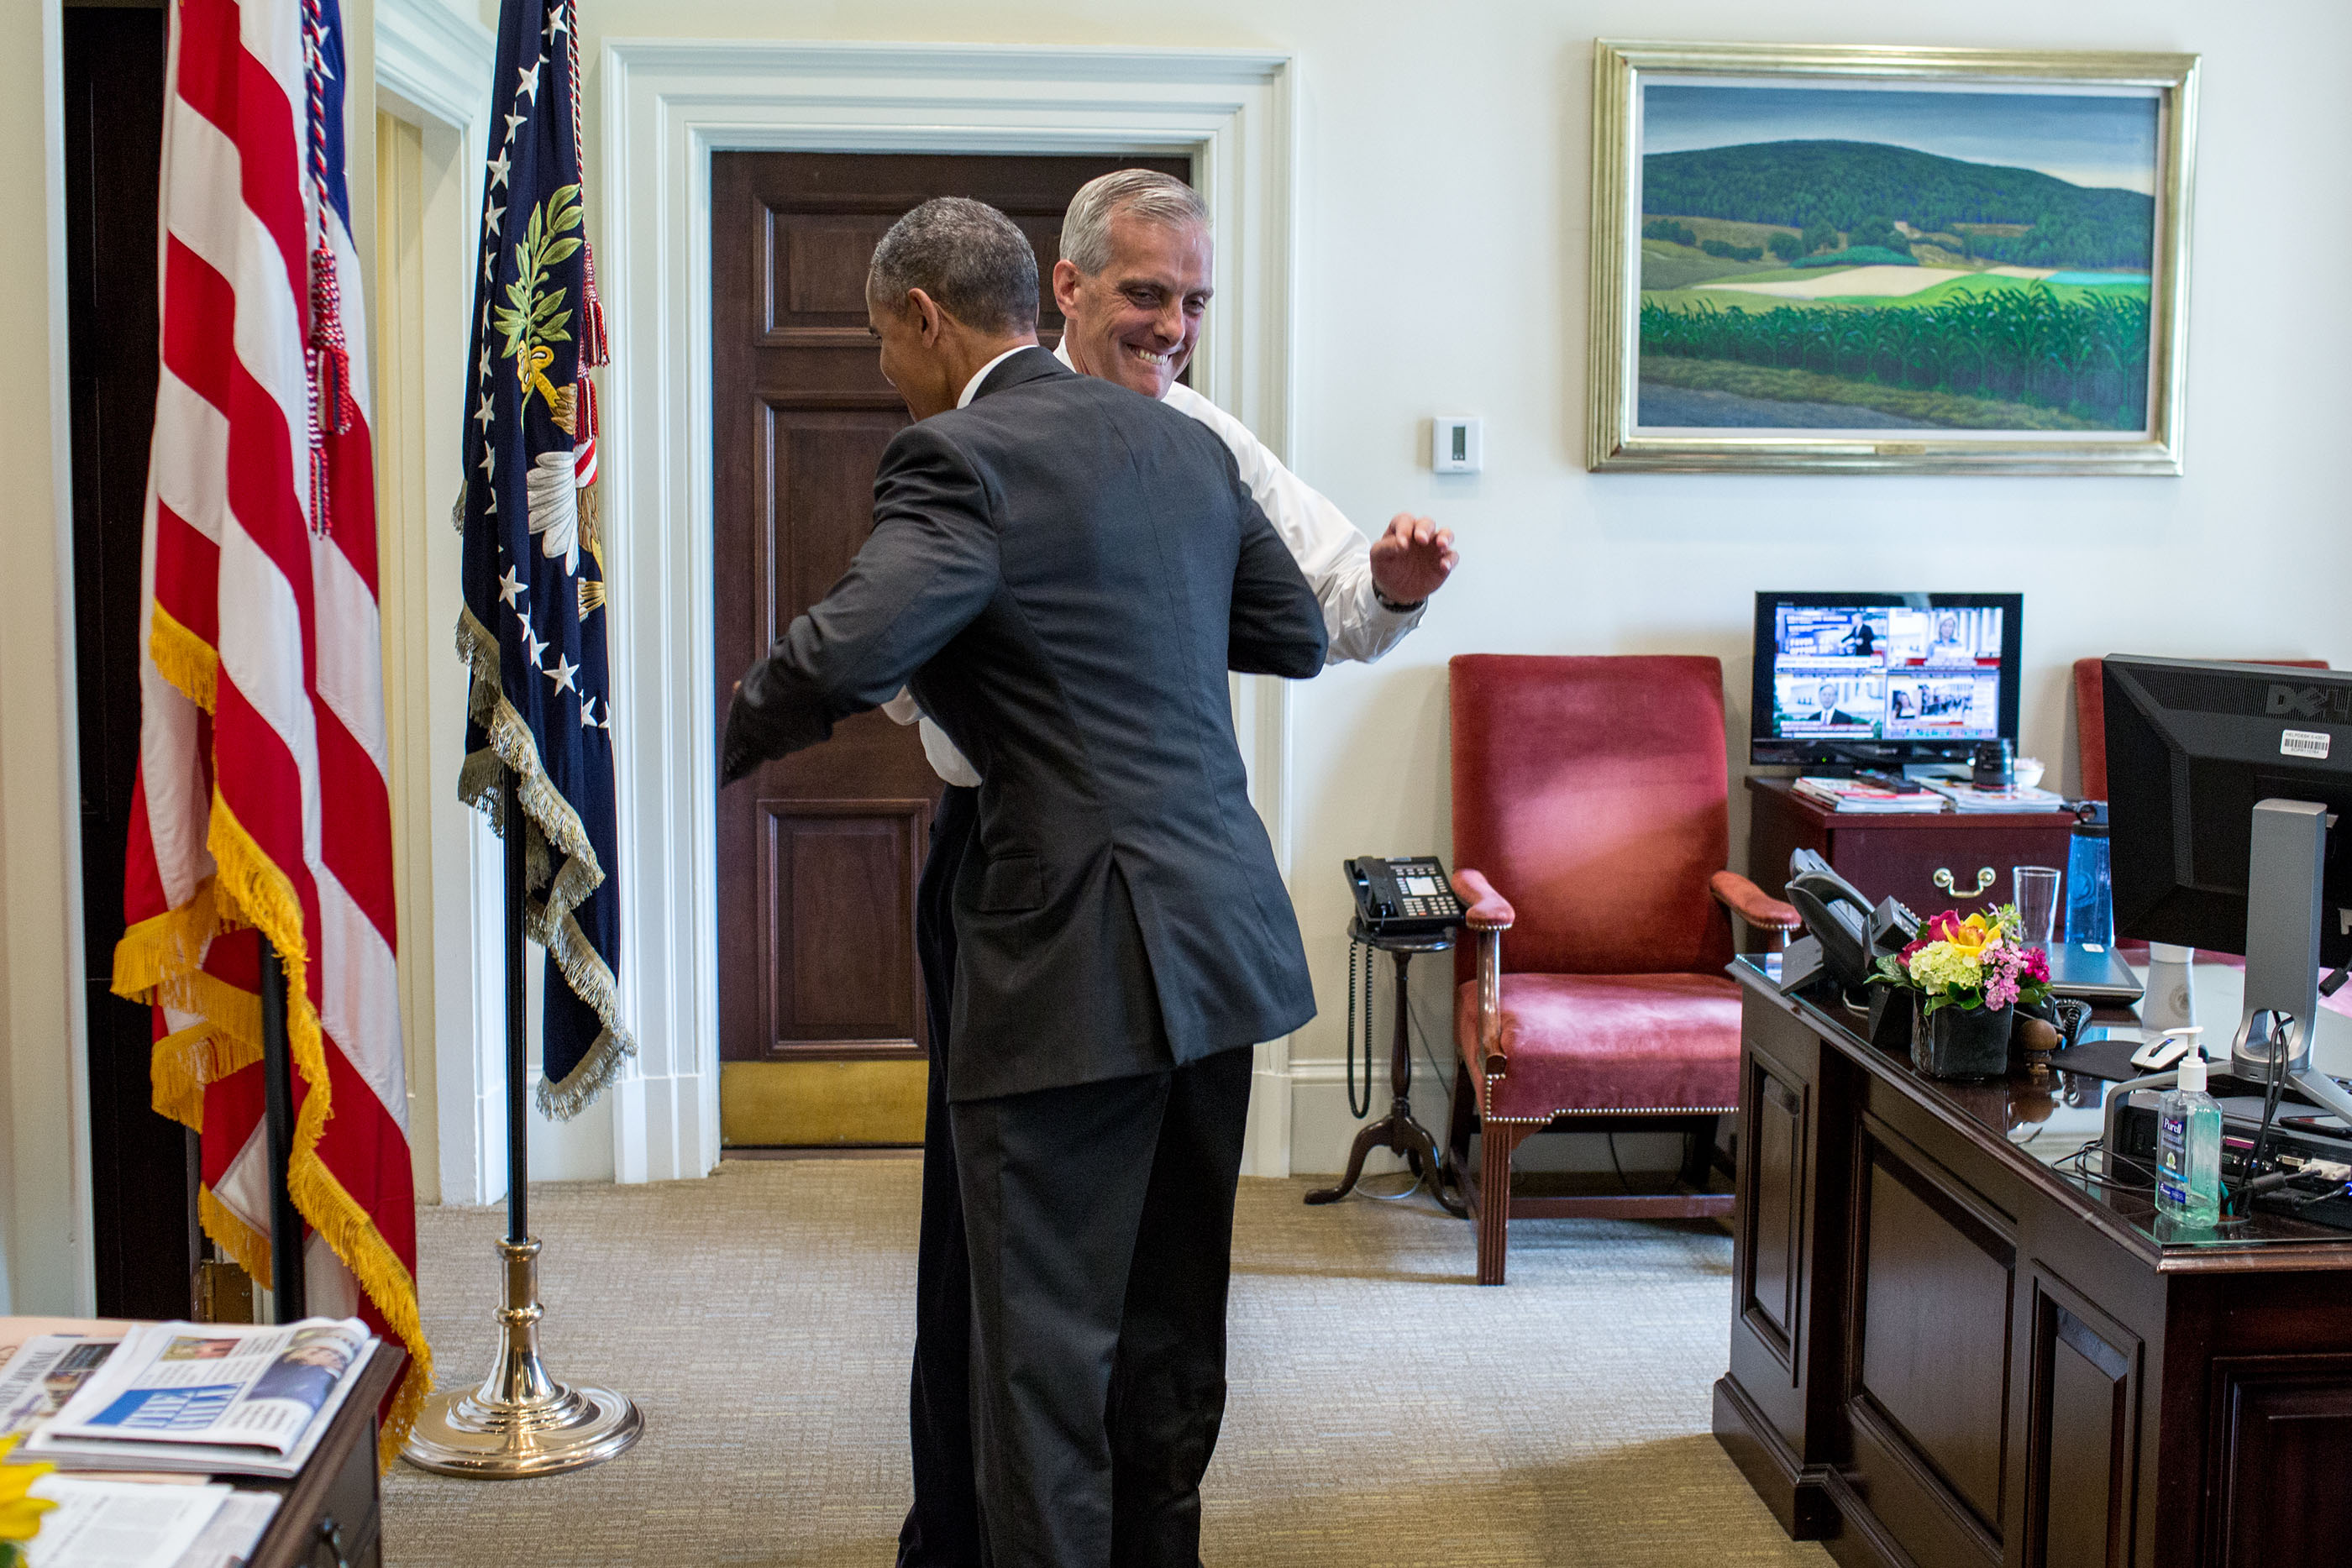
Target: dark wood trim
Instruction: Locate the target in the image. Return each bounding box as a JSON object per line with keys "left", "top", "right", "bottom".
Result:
{"left": 1713, "top": 1372, "right": 1838, "bottom": 1540}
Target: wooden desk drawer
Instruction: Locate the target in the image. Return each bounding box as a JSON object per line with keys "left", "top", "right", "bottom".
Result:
{"left": 1824, "top": 821, "right": 2076, "bottom": 915}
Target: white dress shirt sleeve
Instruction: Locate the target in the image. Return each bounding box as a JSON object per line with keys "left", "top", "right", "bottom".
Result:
{"left": 883, "top": 688, "right": 983, "bottom": 789}
{"left": 1146, "top": 372, "right": 1422, "bottom": 667}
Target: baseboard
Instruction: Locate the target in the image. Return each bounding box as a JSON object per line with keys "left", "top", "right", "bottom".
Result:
{"left": 1713, "top": 1375, "right": 1837, "bottom": 1543}
{"left": 721, "top": 1059, "right": 927, "bottom": 1147}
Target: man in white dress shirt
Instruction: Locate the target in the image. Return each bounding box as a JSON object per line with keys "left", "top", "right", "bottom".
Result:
{"left": 894, "top": 170, "right": 1457, "bottom": 1568}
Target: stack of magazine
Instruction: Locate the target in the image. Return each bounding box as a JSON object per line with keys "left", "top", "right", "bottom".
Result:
{"left": 12, "top": 1319, "right": 376, "bottom": 1481}
{"left": 1914, "top": 779, "right": 2069, "bottom": 814}
{"left": 1790, "top": 775, "right": 1944, "bottom": 815}
{"left": 0, "top": 1321, "right": 375, "bottom": 1567}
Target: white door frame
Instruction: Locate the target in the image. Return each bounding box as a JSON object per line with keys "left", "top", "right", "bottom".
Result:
{"left": 599, "top": 40, "right": 1302, "bottom": 1183}
{"left": 374, "top": 0, "right": 504, "bottom": 1204}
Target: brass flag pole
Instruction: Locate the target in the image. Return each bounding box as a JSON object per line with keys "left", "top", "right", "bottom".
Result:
{"left": 401, "top": 768, "right": 641, "bottom": 1476}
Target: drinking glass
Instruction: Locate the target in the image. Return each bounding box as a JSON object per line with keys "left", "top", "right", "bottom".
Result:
{"left": 2012, "top": 866, "right": 2061, "bottom": 946}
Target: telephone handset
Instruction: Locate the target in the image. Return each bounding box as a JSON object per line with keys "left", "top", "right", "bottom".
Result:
{"left": 1346, "top": 856, "right": 1463, "bottom": 938}
{"left": 1782, "top": 849, "right": 1919, "bottom": 996}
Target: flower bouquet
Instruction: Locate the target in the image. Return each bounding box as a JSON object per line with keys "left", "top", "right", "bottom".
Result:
{"left": 1872, "top": 906, "right": 2052, "bottom": 1078}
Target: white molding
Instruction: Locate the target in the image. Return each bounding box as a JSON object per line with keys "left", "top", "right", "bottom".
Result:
{"left": 375, "top": 0, "right": 494, "bottom": 137}
{"left": 601, "top": 39, "right": 1299, "bottom": 1182}
{"left": 372, "top": 0, "right": 501, "bottom": 1204}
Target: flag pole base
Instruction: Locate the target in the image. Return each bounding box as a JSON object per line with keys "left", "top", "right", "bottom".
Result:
{"left": 400, "top": 1235, "right": 642, "bottom": 1478}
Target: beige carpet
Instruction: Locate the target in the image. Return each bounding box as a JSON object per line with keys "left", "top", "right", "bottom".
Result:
{"left": 383, "top": 1160, "right": 1828, "bottom": 1566}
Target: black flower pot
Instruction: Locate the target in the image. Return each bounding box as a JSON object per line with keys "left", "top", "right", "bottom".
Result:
{"left": 1910, "top": 999, "right": 2013, "bottom": 1079}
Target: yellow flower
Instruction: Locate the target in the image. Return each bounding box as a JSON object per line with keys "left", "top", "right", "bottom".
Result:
{"left": 1926, "top": 910, "right": 2001, "bottom": 959}
{"left": 0, "top": 1435, "right": 57, "bottom": 1544}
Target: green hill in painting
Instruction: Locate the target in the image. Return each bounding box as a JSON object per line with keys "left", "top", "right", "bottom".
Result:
{"left": 1641, "top": 139, "right": 2153, "bottom": 269}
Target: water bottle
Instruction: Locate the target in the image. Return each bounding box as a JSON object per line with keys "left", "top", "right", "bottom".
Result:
{"left": 2064, "top": 801, "right": 2114, "bottom": 947}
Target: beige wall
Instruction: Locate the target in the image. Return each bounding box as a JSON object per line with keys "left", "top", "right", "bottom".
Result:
{"left": 0, "top": 0, "right": 87, "bottom": 1313}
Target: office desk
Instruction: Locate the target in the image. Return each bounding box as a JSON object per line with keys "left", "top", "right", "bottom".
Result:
{"left": 1715, "top": 959, "right": 2352, "bottom": 1568}
{"left": 0, "top": 1319, "right": 402, "bottom": 1568}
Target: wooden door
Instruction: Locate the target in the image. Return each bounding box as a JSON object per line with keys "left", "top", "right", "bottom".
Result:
{"left": 711, "top": 152, "right": 1190, "bottom": 1145}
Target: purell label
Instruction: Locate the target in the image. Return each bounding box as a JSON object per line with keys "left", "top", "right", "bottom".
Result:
{"left": 2281, "top": 728, "right": 2332, "bottom": 759}
{"left": 2156, "top": 1115, "right": 2189, "bottom": 1206}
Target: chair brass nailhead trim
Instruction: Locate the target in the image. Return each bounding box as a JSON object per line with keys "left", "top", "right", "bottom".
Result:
{"left": 1477, "top": 1073, "right": 1733, "bottom": 1125}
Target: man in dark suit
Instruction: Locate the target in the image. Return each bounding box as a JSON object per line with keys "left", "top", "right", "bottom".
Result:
{"left": 722, "top": 197, "right": 1326, "bottom": 1567}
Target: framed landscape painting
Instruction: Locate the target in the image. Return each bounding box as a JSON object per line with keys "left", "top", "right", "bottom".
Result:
{"left": 1588, "top": 42, "right": 2198, "bottom": 474}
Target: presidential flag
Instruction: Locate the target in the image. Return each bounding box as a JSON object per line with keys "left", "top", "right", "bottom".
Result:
{"left": 456, "top": 0, "right": 633, "bottom": 1115}
{"left": 114, "top": 0, "right": 429, "bottom": 1460}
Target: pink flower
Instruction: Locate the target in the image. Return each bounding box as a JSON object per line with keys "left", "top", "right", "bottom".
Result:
{"left": 2021, "top": 947, "right": 2050, "bottom": 983}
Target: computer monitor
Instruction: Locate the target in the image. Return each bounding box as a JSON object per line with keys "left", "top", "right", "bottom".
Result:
{"left": 2104, "top": 656, "right": 2352, "bottom": 1114}
{"left": 1751, "top": 592, "right": 2023, "bottom": 767}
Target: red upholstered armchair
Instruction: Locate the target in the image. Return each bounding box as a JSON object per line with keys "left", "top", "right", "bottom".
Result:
{"left": 1445, "top": 655, "right": 1798, "bottom": 1285}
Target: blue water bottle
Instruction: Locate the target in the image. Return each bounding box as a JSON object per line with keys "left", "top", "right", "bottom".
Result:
{"left": 2065, "top": 801, "right": 2114, "bottom": 947}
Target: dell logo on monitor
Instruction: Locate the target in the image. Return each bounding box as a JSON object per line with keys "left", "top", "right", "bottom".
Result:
{"left": 2267, "top": 684, "right": 2340, "bottom": 721}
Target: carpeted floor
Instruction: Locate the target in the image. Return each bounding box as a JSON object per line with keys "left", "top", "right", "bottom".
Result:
{"left": 382, "top": 1160, "right": 1829, "bottom": 1566}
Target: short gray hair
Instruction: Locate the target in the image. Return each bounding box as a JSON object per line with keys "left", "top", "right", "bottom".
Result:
{"left": 1059, "top": 170, "right": 1208, "bottom": 275}
{"left": 867, "top": 197, "right": 1039, "bottom": 334}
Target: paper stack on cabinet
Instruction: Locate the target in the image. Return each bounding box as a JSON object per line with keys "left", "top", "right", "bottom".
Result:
{"left": 1915, "top": 779, "right": 2069, "bottom": 813}
{"left": 22, "top": 1320, "right": 375, "bottom": 1481}
{"left": 1791, "top": 775, "right": 1945, "bottom": 814}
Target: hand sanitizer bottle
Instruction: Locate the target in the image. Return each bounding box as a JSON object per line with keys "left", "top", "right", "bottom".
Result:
{"left": 2155, "top": 1051, "right": 2223, "bottom": 1227}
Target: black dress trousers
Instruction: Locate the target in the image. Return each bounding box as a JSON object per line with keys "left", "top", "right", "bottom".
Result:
{"left": 953, "top": 1045, "right": 1253, "bottom": 1568}
{"left": 900, "top": 783, "right": 984, "bottom": 1568}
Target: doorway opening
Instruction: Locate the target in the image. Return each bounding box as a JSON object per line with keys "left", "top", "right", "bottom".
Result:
{"left": 712, "top": 152, "right": 1191, "bottom": 1148}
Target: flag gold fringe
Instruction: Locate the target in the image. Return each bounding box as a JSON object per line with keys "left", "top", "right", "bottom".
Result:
{"left": 149, "top": 605, "right": 219, "bottom": 714}
{"left": 150, "top": 1013, "right": 263, "bottom": 1130}
{"left": 454, "top": 606, "right": 636, "bottom": 1120}
{"left": 112, "top": 878, "right": 226, "bottom": 1004}
{"left": 117, "top": 794, "right": 435, "bottom": 1469}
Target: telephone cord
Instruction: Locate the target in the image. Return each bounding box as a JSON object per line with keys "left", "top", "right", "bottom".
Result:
{"left": 1345, "top": 939, "right": 1374, "bottom": 1120}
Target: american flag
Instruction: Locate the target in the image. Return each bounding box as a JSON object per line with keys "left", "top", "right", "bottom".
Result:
{"left": 113, "top": 0, "right": 430, "bottom": 1457}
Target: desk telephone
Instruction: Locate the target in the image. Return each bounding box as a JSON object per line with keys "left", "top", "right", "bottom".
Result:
{"left": 1782, "top": 849, "right": 1919, "bottom": 1009}
{"left": 1346, "top": 857, "right": 1463, "bottom": 938}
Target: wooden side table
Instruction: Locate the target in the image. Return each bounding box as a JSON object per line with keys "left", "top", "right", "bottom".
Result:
{"left": 1746, "top": 776, "right": 2076, "bottom": 917}
{"left": 0, "top": 1319, "right": 402, "bottom": 1568}
{"left": 246, "top": 1342, "right": 402, "bottom": 1568}
{"left": 1305, "top": 920, "right": 1467, "bottom": 1215}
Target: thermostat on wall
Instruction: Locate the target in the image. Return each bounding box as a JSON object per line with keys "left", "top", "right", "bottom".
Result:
{"left": 1433, "top": 416, "right": 1482, "bottom": 473}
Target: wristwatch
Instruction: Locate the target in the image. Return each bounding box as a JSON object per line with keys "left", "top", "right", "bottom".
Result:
{"left": 1373, "top": 585, "right": 1425, "bottom": 614}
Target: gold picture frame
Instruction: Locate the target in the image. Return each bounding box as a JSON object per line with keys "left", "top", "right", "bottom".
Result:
{"left": 1588, "top": 40, "right": 2199, "bottom": 475}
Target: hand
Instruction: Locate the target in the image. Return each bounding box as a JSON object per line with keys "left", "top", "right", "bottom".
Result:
{"left": 1368, "top": 514, "right": 1457, "bottom": 607}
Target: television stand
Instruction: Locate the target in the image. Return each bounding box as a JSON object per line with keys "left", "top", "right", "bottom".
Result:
{"left": 1746, "top": 775, "right": 2076, "bottom": 928}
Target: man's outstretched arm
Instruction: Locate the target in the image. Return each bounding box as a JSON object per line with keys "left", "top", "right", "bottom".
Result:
{"left": 722, "top": 423, "right": 999, "bottom": 784}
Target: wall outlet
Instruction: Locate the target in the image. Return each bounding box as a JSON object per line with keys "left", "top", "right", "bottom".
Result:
{"left": 1433, "top": 415, "right": 1482, "bottom": 473}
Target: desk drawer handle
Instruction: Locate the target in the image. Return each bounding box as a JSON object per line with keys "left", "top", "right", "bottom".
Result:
{"left": 318, "top": 1518, "right": 353, "bottom": 1568}
{"left": 1934, "top": 866, "right": 1996, "bottom": 899}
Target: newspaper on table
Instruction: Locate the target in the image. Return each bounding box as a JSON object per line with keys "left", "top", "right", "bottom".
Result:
{"left": 24, "top": 1321, "right": 375, "bottom": 1479}
{"left": 0, "top": 1337, "right": 121, "bottom": 1439}
{"left": 22, "top": 1476, "right": 232, "bottom": 1568}
{"left": 166, "top": 1491, "right": 278, "bottom": 1568}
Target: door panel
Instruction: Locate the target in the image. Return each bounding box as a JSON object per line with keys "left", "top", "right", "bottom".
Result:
{"left": 711, "top": 151, "right": 1189, "bottom": 1143}
{"left": 2024, "top": 1284, "right": 2138, "bottom": 1568}
{"left": 1853, "top": 1134, "right": 2015, "bottom": 1546}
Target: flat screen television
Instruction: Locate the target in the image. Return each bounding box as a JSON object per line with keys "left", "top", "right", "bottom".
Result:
{"left": 1751, "top": 592, "right": 2023, "bottom": 767}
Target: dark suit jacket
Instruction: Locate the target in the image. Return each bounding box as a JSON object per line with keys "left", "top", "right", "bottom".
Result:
{"left": 722, "top": 348, "right": 1326, "bottom": 1101}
